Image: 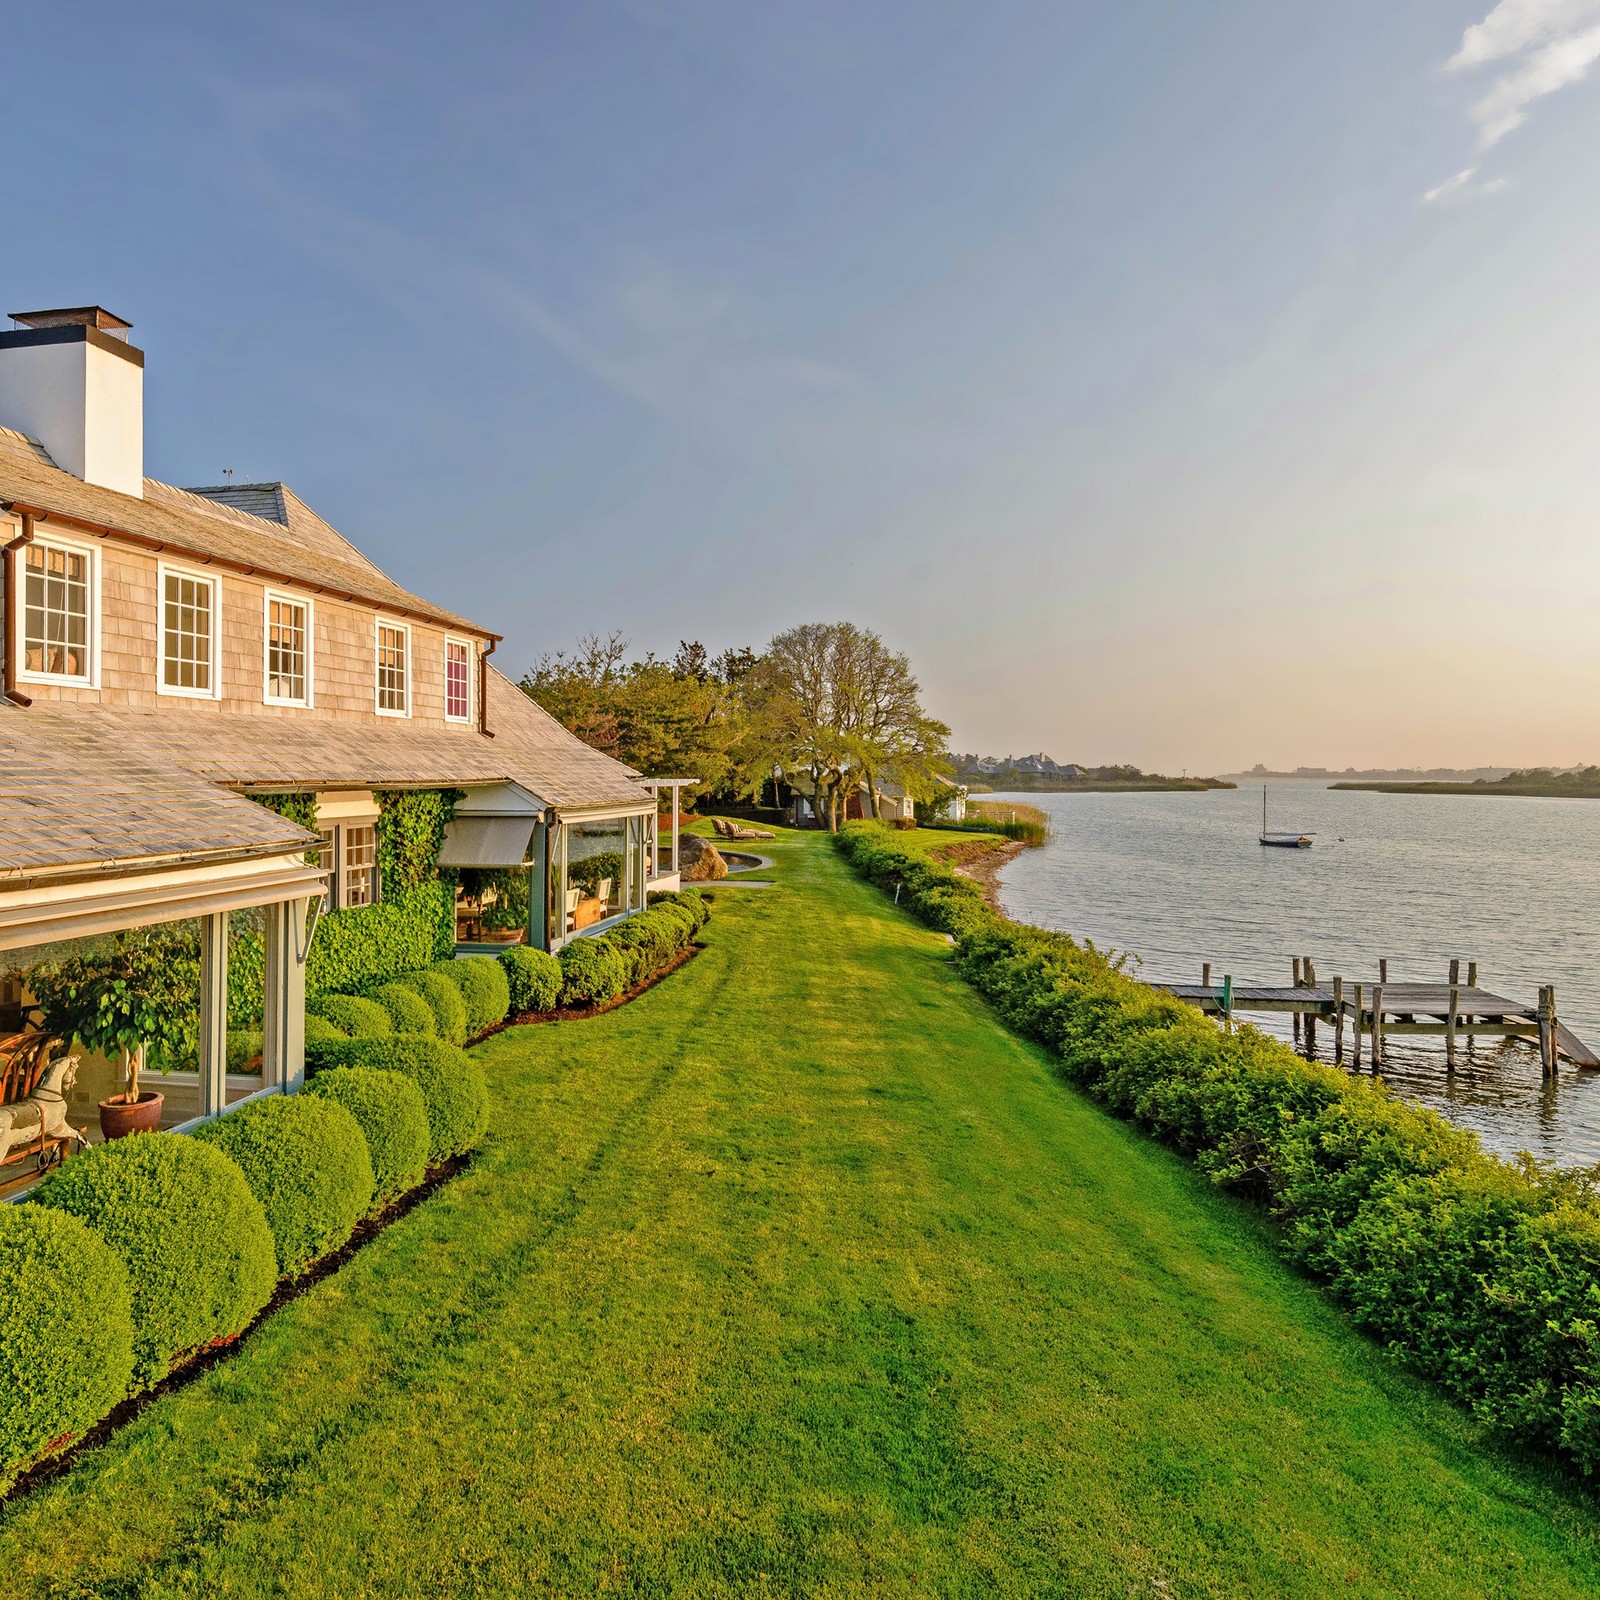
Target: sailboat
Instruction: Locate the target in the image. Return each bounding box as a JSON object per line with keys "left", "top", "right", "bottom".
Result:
{"left": 1259, "top": 785, "right": 1313, "bottom": 849}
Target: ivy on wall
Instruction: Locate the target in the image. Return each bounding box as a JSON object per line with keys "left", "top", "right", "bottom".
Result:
{"left": 373, "top": 790, "right": 462, "bottom": 896}
{"left": 306, "top": 883, "right": 455, "bottom": 996}
{"left": 248, "top": 791, "right": 321, "bottom": 864}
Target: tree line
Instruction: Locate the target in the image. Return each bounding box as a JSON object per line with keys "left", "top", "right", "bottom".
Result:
{"left": 519, "top": 622, "right": 950, "bottom": 829}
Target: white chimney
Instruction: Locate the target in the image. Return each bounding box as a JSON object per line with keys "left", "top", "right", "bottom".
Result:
{"left": 0, "top": 307, "right": 144, "bottom": 498}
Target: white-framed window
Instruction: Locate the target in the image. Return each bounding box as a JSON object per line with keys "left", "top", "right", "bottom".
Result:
{"left": 315, "top": 822, "right": 381, "bottom": 909}
{"left": 375, "top": 619, "right": 410, "bottom": 716}
{"left": 264, "top": 591, "right": 312, "bottom": 707}
{"left": 157, "top": 562, "right": 220, "bottom": 698}
{"left": 18, "top": 535, "right": 98, "bottom": 686}
{"left": 444, "top": 636, "right": 472, "bottom": 722}
{"left": 343, "top": 824, "right": 378, "bottom": 906}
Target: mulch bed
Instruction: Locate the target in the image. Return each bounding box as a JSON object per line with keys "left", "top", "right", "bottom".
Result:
{"left": 3, "top": 1152, "right": 473, "bottom": 1506}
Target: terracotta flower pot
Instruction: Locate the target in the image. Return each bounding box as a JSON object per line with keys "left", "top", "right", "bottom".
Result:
{"left": 98, "top": 1091, "right": 164, "bottom": 1141}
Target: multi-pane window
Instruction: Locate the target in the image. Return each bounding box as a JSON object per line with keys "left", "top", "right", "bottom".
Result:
{"left": 161, "top": 569, "right": 215, "bottom": 694}
{"left": 315, "top": 829, "right": 339, "bottom": 907}
{"left": 266, "top": 595, "right": 309, "bottom": 704}
{"left": 22, "top": 541, "right": 91, "bottom": 680}
{"left": 376, "top": 622, "right": 408, "bottom": 714}
{"left": 343, "top": 825, "right": 377, "bottom": 907}
{"left": 444, "top": 638, "right": 471, "bottom": 721}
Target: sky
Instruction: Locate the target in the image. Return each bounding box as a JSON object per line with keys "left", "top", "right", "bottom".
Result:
{"left": 6, "top": 0, "right": 1600, "bottom": 774}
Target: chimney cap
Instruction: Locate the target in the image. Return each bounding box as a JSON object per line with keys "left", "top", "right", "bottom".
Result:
{"left": 8, "top": 307, "right": 132, "bottom": 340}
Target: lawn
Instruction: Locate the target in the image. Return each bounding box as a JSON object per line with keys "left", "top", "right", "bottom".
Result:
{"left": 3, "top": 829, "right": 1600, "bottom": 1596}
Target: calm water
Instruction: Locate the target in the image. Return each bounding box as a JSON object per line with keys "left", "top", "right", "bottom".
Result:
{"left": 991, "top": 784, "right": 1600, "bottom": 1168}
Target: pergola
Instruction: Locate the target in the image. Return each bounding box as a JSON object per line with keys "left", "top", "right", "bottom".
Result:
{"left": 642, "top": 778, "right": 698, "bottom": 881}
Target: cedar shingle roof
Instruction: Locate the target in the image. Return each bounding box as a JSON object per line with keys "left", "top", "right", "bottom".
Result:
{"left": 43, "top": 668, "right": 652, "bottom": 813}
{"left": 0, "top": 702, "right": 317, "bottom": 879}
{"left": 0, "top": 428, "right": 491, "bottom": 637}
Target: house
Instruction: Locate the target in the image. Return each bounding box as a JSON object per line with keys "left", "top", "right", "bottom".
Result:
{"left": 0, "top": 305, "right": 668, "bottom": 1145}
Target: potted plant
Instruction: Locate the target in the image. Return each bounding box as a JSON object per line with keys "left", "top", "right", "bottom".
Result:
{"left": 27, "top": 928, "right": 202, "bottom": 1139}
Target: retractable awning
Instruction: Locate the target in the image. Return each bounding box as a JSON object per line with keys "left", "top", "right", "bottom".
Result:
{"left": 436, "top": 816, "right": 538, "bottom": 868}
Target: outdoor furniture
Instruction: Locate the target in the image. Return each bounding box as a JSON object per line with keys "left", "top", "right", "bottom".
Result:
{"left": 564, "top": 887, "right": 581, "bottom": 934}
{"left": 595, "top": 878, "right": 613, "bottom": 908}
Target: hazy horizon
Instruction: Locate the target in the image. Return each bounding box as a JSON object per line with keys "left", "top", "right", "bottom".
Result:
{"left": 8, "top": 2, "right": 1600, "bottom": 773}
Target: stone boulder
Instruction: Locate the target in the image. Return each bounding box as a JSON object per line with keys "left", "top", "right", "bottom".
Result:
{"left": 679, "top": 835, "right": 728, "bottom": 882}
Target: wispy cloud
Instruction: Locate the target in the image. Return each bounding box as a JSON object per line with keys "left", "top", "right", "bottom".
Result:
{"left": 1422, "top": 165, "right": 1507, "bottom": 204}
{"left": 1445, "top": 0, "right": 1600, "bottom": 152}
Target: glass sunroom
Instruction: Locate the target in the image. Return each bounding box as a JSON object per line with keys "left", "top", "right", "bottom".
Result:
{"left": 439, "top": 783, "right": 674, "bottom": 952}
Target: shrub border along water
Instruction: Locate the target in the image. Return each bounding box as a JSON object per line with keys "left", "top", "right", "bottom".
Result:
{"left": 833, "top": 819, "right": 1600, "bottom": 1479}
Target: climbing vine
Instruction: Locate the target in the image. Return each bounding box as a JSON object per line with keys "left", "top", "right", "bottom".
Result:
{"left": 373, "top": 789, "right": 461, "bottom": 895}
{"left": 248, "top": 792, "right": 321, "bottom": 864}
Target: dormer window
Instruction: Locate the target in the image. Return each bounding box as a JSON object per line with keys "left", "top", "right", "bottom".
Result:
{"left": 20, "top": 538, "right": 96, "bottom": 684}
{"left": 444, "top": 637, "right": 472, "bottom": 722}
{"left": 375, "top": 620, "right": 409, "bottom": 716}
{"left": 158, "top": 564, "right": 220, "bottom": 698}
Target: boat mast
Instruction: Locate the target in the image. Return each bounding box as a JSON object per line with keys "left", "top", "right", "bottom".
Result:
{"left": 1262, "top": 784, "right": 1267, "bottom": 835}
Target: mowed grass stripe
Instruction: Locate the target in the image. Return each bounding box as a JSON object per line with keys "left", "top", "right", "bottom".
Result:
{"left": 1, "top": 831, "right": 1598, "bottom": 1597}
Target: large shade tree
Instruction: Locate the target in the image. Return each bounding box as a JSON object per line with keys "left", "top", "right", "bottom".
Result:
{"left": 752, "top": 622, "right": 950, "bottom": 831}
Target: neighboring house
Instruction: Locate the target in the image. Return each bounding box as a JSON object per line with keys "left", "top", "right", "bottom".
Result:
{"left": 0, "top": 305, "right": 667, "bottom": 1140}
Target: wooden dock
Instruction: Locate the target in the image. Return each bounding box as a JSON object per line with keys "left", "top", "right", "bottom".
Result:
{"left": 1160, "top": 957, "right": 1598, "bottom": 1074}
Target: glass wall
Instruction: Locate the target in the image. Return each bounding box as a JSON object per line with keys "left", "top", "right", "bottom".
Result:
{"left": 550, "top": 813, "right": 651, "bottom": 945}
{"left": 0, "top": 917, "right": 205, "bottom": 1162}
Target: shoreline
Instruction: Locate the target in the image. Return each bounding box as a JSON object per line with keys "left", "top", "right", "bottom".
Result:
{"left": 944, "top": 837, "right": 1025, "bottom": 912}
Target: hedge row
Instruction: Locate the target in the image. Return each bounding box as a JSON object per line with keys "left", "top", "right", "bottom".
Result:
{"left": 1, "top": 1031, "right": 490, "bottom": 1488}
{"left": 834, "top": 820, "right": 1600, "bottom": 1479}
{"left": 550, "top": 892, "right": 708, "bottom": 1009}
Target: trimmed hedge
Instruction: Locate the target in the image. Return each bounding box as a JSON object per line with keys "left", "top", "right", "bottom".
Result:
{"left": 306, "top": 881, "right": 455, "bottom": 997}
{"left": 394, "top": 969, "right": 467, "bottom": 1045}
{"left": 557, "top": 938, "right": 627, "bottom": 1008}
{"left": 195, "top": 1094, "right": 376, "bottom": 1276}
{"left": 432, "top": 955, "right": 509, "bottom": 1036}
{"left": 309, "top": 992, "right": 393, "bottom": 1039}
{"left": 304, "top": 1014, "right": 346, "bottom": 1047}
{"left": 500, "top": 945, "right": 562, "bottom": 1014}
{"left": 834, "top": 820, "right": 1600, "bottom": 1478}
{"left": 601, "top": 907, "right": 695, "bottom": 988}
{"left": 306, "top": 1067, "right": 431, "bottom": 1207}
{"left": 0, "top": 1206, "right": 134, "bottom": 1484}
{"left": 309, "top": 1035, "right": 488, "bottom": 1163}
{"left": 648, "top": 887, "right": 710, "bottom": 929}
{"left": 34, "top": 1133, "right": 276, "bottom": 1390}
{"left": 366, "top": 981, "right": 437, "bottom": 1037}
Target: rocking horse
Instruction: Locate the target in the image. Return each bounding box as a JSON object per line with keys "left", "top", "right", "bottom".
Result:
{"left": 0, "top": 1034, "right": 88, "bottom": 1173}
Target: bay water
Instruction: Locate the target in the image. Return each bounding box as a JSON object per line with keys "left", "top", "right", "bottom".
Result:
{"left": 990, "top": 784, "right": 1600, "bottom": 1168}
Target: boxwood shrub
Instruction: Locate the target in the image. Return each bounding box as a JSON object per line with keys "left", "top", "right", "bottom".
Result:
{"left": 309, "top": 1035, "right": 488, "bottom": 1163}
{"left": 195, "top": 1093, "right": 376, "bottom": 1276}
{"left": 500, "top": 945, "right": 562, "bottom": 1014}
{"left": 648, "top": 887, "right": 710, "bottom": 929}
{"left": 0, "top": 1206, "right": 134, "bottom": 1483}
{"left": 365, "top": 981, "right": 437, "bottom": 1037}
{"left": 557, "top": 938, "right": 627, "bottom": 1008}
{"left": 309, "top": 992, "right": 393, "bottom": 1039}
{"left": 393, "top": 969, "right": 467, "bottom": 1045}
{"left": 832, "top": 819, "right": 1600, "bottom": 1479}
{"left": 433, "top": 955, "right": 510, "bottom": 1036}
{"left": 306, "top": 1067, "right": 430, "bottom": 1208}
{"left": 35, "top": 1133, "right": 276, "bottom": 1390}
{"left": 303, "top": 1014, "right": 346, "bottom": 1048}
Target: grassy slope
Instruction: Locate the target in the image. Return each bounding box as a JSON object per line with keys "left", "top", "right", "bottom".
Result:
{"left": 4, "top": 831, "right": 1600, "bottom": 1597}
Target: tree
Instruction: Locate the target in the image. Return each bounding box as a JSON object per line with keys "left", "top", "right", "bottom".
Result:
{"left": 750, "top": 622, "right": 951, "bottom": 831}
{"left": 520, "top": 635, "right": 758, "bottom": 802}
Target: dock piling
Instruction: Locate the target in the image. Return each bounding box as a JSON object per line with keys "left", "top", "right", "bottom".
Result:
{"left": 1353, "top": 983, "right": 1364, "bottom": 1069}
{"left": 1201, "top": 961, "right": 1211, "bottom": 989}
{"left": 1449, "top": 958, "right": 1460, "bottom": 987}
{"left": 1539, "top": 987, "right": 1557, "bottom": 1079}
{"left": 1446, "top": 987, "right": 1459, "bottom": 1070}
{"left": 1333, "top": 976, "right": 1345, "bottom": 1063}
{"left": 1372, "top": 984, "right": 1385, "bottom": 1069}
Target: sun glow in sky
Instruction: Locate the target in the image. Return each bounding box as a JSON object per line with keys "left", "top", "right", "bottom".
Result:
{"left": 8, "top": 1, "right": 1600, "bottom": 772}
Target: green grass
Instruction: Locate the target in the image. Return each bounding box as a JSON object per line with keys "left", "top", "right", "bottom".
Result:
{"left": 4, "top": 829, "right": 1600, "bottom": 1596}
